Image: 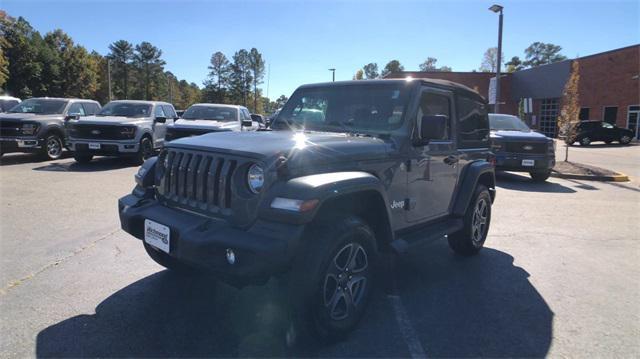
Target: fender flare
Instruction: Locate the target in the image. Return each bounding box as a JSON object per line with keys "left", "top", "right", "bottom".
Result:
{"left": 258, "top": 171, "right": 393, "bottom": 225}
{"left": 451, "top": 160, "right": 495, "bottom": 217}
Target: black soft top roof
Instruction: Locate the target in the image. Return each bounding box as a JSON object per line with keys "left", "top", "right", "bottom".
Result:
{"left": 297, "top": 78, "right": 486, "bottom": 103}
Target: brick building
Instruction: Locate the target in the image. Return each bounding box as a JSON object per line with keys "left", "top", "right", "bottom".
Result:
{"left": 386, "top": 45, "right": 640, "bottom": 138}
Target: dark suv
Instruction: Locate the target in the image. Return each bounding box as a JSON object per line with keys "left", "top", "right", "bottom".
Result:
{"left": 118, "top": 79, "right": 496, "bottom": 342}
{"left": 489, "top": 114, "right": 556, "bottom": 182}
{"left": 566, "top": 120, "right": 634, "bottom": 146}
{"left": 0, "top": 97, "right": 101, "bottom": 160}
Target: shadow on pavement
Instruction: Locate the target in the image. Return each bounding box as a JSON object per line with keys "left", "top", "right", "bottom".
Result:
{"left": 35, "top": 242, "right": 553, "bottom": 357}
{"left": 32, "top": 157, "right": 137, "bottom": 172}
{"left": 399, "top": 240, "right": 554, "bottom": 357}
{"left": 496, "top": 171, "right": 577, "bottom": 193}
{"left": 0, "top": 152, "right": 71, "bottom": 166}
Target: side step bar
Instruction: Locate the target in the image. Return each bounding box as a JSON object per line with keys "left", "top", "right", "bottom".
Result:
{"left": 390, "top": 218, "right": 464, "bottom": 254}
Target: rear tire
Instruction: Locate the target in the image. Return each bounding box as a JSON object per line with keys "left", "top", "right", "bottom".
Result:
{"left": 530, "top": 170, "right": 551, "bottom": 182}
{"left": 620, "top": 135, "right": 632, "bottom": 145}
{"left": 580, "top": 137, "right": 591, "bottom": 146}
{"left": 288, "top": 216, "right": 377, "bottom": 346}
{"left": 41, "top": 134, "right": 64, "bottom": 160}
{"left": 73, "top": 154, "right": 93, "bottom": 164}
{"left": 448, "top": 185, "right": 491, "bottom": 256}
{"left": 143, "top": 242, "right": 200, "bottom": 274}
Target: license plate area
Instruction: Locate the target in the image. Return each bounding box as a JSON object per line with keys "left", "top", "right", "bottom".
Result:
{"left": 144, "top": 219, "right": 170, "bottom": 253}
{"left": 522, "top": 159, "right": 535, "bottom": 167}
{"left": 88, "top": 142, "right": 101, "bottom": 150}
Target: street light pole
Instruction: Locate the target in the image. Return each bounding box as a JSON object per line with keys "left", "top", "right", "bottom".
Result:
{"left": 490, "top": 4, "right": 504, "bottom": 113}
{"left": 107, "top": 59, "right": 112, "bottom": 102}
{"left": 329, "top": 68, "right": 336, "bottom": 82}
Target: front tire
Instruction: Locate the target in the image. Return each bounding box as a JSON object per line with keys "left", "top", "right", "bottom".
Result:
{"left": 132, "top": 136, "right": 154, "bottom": 165}
{"left": 41, "top": 134, "right": 64, "bottom": 160}
{"left": 580, "top": 137, "right": 591, "bottom": 146}
{"left": 448, "top": 185, "right": 491, "bottom": 256}
{"left": 288, "top": 216, "right": 376, "bottom": 345}
{"left": 530, "top": 170, "right": 551, "bottom": 182}
{"left": 620, "top": 135, "right": 632, "bottom": 145}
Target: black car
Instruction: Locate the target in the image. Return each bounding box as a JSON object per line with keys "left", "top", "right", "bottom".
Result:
{"left": 119, "top": 79, "right": 496, "bottom": 343}
{"left": 489, "top": 114, "right": 556, "bottom": 182}
{"left": 566, "top": 120, "right": 634, "bottom": 146}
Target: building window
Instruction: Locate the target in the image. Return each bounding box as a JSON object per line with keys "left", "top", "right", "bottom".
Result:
{"left": 579, "top": 108, "right": 590, "bottom": 121}
{"left": 628, "top": 105, "right": 640, "bottom": 139}
{"left": 603, "top": 106, "right": 618, "bottom": 124}
{"left": 540, "top": 98, "right": 559, "bottom": 137}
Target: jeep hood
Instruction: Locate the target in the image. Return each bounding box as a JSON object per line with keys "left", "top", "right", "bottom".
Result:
{"left": 170, "top": 119, "right": 239, "bottom": 131}
{"left": 168, "top": 130, "right": 391, "bottom": 164}
{"left": 0, "top": 113, "right": 63, "bottom": 122}
{"left": 72, "top": 115, "right": 150, "bottom": 126}
{"left": 491, "top": 130, "right": 549, "bottom": 142}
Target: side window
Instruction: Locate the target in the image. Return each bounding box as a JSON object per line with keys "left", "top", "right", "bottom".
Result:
{"left": 457, "top": 95, "right": 489, "bottom": 148}
{"left": 602, "top": 122, "right": 614, "bottom": 129}
{"left": 67, "top": 103, "right": 86, "bottom": 116}
{"left": 291, "top": 96, "right": 328, "bottom": 124}
{"left": 241, "top": 108, "right": 251, "bottom": 121}
{"left": 82, "top": 103, "right": 99, "bottom": 115}
{"left": 417, "top": 92, "right": 451, "bottom": 140}
{"left": 162, "top": 105, "right": 177, "bottom": 118}
{"left": 154, "top": 105, "right": 166, "bottom": 118}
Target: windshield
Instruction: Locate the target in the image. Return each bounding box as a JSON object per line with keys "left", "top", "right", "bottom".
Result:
{"left": 489, "top": 114, "right": 531, "bottom": 131}
{"left": 8, "top": 99, "right": 67, "bottom": 115}
{"left": 273, "top": 84, "right": 411, "bottom": 133}
{"left": 97, "top": 102, "right": 152, "bottom": 118}
{"left": 182, "top": 105, "right": 237, "bottom": 121}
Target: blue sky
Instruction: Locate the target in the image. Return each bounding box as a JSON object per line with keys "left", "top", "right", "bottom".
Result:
{"left": 3, "top": 0, "right": 639, "bottom": 99}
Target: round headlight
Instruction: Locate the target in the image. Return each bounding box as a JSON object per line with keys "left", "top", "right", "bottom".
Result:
{"left": 247, "top": 164, "right": 264, "bottom": 194}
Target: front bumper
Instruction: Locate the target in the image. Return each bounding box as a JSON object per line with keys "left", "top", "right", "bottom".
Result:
{"left": 68, "top": 139, "right": 139, "bottom": 156}
{"left": 495, "top": 153, "right": 555, "bottom": 172}
{"left": 118, "top": 193, "right": 304, "bottom": 285}
{"left": 0, "top": 136, "right": 43, "bottom": 153}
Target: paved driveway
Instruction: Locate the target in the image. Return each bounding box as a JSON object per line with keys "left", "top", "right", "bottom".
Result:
{"left": 555, "top": 140, "right": 640, "bottom": 183}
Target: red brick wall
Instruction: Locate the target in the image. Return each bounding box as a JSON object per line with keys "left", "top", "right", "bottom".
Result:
{"left": 577, "top": 45, "right": 640, "bottom": 127}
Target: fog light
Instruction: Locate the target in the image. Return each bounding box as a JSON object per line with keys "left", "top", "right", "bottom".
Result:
{"left": 226, "top": 248, "right": 236, "bottom": 265}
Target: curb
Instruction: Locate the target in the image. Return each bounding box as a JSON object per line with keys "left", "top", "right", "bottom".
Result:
{"left": 550, "top": 171, "right": 630, "bottom": 182}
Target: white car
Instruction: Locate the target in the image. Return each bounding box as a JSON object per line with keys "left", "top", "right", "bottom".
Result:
{"left": 165, "top": 103, "right": 259, "bottom": 141}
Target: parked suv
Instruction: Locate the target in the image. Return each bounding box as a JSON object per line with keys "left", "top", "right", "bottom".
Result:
{"left": 566, "top": 120, "right": 634, "bottom": 146}
{"left": 489, "top": 114, "right": 556, "bottom": 182}
{"left": 119, "top": 79, "right": 496, "bottom": 342}
{"left": 67, "top": 100, "right": 177, "bottom": 164}
{"left": 0, "top": 97, "right": 100, "bottom": 160}
{"left": 0, "top": 95, "right": 21, "bottom": 113}
{"left": 165, "top": 104, "right": 258, "bottom": 141}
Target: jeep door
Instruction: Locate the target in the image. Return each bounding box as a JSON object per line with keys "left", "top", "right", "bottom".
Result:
{"left": 406, "top": 88, "right": 459, "bottom": 223}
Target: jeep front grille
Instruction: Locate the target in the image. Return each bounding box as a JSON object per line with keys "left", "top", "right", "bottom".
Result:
{"left": 157, "top": 149, "right": 238, "bottom": 212}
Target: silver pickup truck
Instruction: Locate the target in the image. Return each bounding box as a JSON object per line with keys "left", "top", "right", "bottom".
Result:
{"left": 67, "top": 100, "right": 177, "bottom": 164}
{"left": 165, "top": 103, "right": 259, "bottom": 141}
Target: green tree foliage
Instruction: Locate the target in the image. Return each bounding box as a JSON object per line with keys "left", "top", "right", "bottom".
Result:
{"left": 0, "top": 36, "right": 9, "bottom": 89}
{"left": 229, "top": 49, "right": 252, "bottom": 106}
{"left": 505, "top": 56, "right": 524, "bottom": 72}
{"left": 248, "top": 48, "right": 265, "bottom": 113}
{"left": 419, "top": 57, "right": 451, "bottom": 72}
{"left": 203, "top": 51, "right": 230, "bottom": 103}
{"left": 107, "top": 40, "right": 134, "bottom": 99}
{"left": 2, "top": 16, "right": 43, "bottom": 98}
{"left": 523, "top": 42, "right": 567, "bottom": 68}
{"left": 363, "top": 63, "right": 379, "bottom": 79}
{"left": 381, "top": 60, "right": 404, "bottom": 77}
{"left": 133, "top": 41, "right": 166, "bottom": 100}
{"left": 479, "top": 47, "right": 504, "bottom": 72}
{"left": 275, "top": 94, "right": 288, "bottom": 109}
{"left": 353, "top": 69, "right": 364, "bottom": 80}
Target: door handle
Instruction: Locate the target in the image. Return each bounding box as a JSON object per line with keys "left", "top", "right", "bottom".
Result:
{"left": 443, "top": 155, "right": 459, "bottom": 165}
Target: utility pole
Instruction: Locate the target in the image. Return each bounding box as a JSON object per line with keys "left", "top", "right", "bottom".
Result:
{"left": 329, "top": 68, "right": 336, "bottom": 82}
{"left": 107, "top": 59, "right": 112, "bottom": 101}
{"left": 489, "top": 4, "right": 504, "bottom": 113}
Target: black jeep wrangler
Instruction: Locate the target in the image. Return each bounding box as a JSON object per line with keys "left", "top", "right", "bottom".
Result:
{"left": 118, "top": 79, "right": 496, "bottom": 342}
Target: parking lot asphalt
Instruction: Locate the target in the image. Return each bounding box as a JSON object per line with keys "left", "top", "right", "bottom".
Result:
{"left": 1, "top": 149, "right": 639, "bottom": 358}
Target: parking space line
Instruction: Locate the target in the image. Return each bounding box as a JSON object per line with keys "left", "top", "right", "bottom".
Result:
{"left": 387, "top": 293, "right": 427, "bottom": 359}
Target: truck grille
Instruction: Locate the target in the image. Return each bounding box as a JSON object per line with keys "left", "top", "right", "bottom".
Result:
{"left": 0, "top": 119, "right": 22, "bottom": 137}
{"left": 156, "top": 149, "right": 239, "bottom": 213}
{"left": 505, "top": 142, "right": 547, "bottom": 154}
{"left": 69, "top": 124, "right": 134, "bottom": 140}
{"left": 165, "top": 127, "right": 214, "bottom": 142}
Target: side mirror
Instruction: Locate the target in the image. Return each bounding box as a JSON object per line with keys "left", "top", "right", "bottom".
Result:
{"left": 241, "top": 119, "right": 253, "bottom": 127}
{"left": 65, "top": 114, "right": 80, "bottom": 121}
{"left": 154, "top": 116, "right": 167, "bottom": 123}
{"left": 418, "top": 115, "right": 448, "bottom": 144}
